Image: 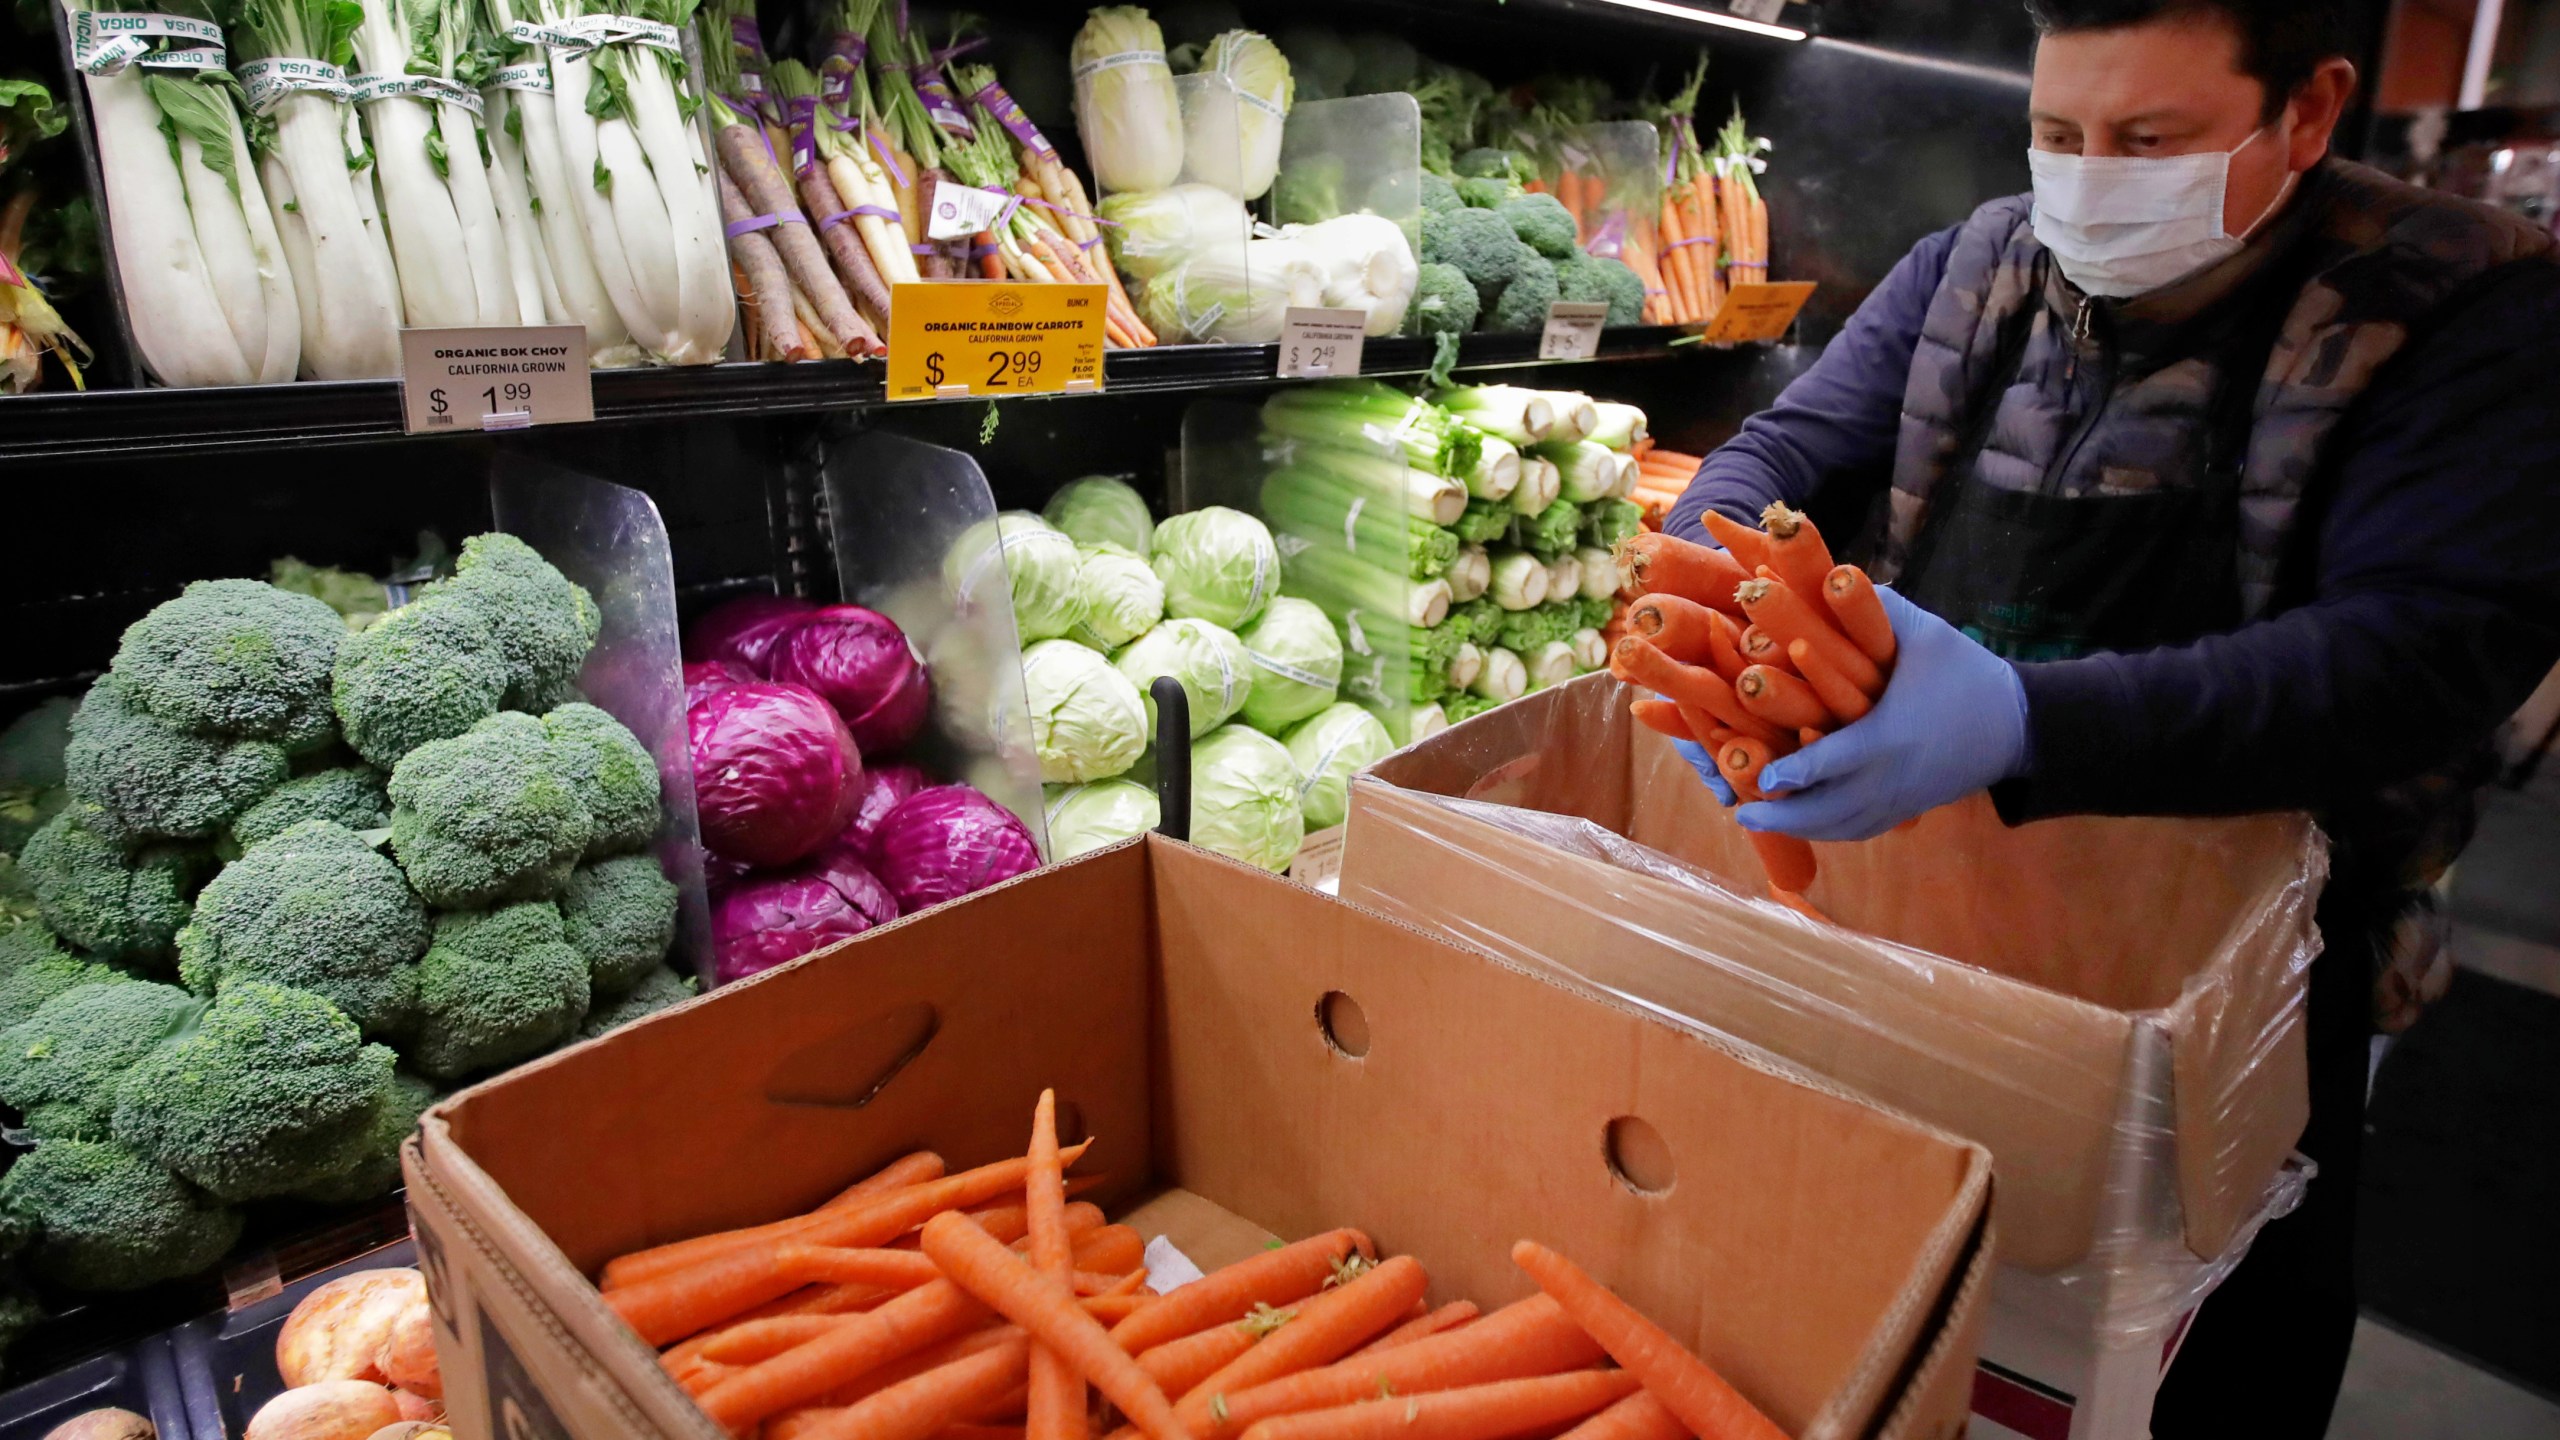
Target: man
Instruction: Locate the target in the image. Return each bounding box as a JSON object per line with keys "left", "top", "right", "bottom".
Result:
{"left": 1663, "top": 0, "right": 2560, "bottom": 1433}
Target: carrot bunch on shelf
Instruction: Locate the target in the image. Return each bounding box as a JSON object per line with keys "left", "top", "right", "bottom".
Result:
{"left": 1609, "top": 505, "right": 1898, "bottom": 906}
{"left": 604, "top": 1093, "right": 1790, "bottom": 1440}
{"left": 1711, "top": 104, "right": 1772, "bottom": 295}
{"left": 1624, "top": 439, "right": 1703, "bottom": 529}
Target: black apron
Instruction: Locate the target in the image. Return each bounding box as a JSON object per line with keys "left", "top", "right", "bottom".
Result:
{"left": 1896, "top": 277, "right": 2293, "bottom": 662}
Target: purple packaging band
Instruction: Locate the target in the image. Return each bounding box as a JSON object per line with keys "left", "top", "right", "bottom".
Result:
{"left": 725, "top": 209, "right": 807, "bottom": 239}
{"left": 968, "top": 79, "right": 1056, "bottom": 163}
{"left": 1665, "top": 235, "right": 1718, "bottom": 250}
{"left": 1589, "top": 211, "right": 1628, "bottom": 259}
{"left": 913, "top": 70, "right": 975, "bottom": 142}
{"left": 867, "top": 125, "right": 910, "bottom": 189}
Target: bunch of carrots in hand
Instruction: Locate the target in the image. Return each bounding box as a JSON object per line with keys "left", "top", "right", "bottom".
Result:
{"left": 1607, "top": 504, "right": 1898, "bottom": 905}
{"left": 601, "top": 1092, "right": 1790, "bottom": 1440}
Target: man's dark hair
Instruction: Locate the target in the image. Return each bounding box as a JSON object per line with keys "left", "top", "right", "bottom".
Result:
{"left": 2025, "top": 0, "right": 2348, "bottom": 120}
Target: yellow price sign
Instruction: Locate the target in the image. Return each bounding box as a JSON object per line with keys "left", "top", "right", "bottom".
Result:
{"left": 885, "top": 281, "right": 1108, "bottom": 401}
{"left": 1702, "top": 281, "right": 1818, "bottom": 345}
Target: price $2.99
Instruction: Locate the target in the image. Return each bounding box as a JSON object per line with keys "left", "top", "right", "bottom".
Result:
{"left": 922, "top": 349, "right": 1043, "bottom": 389}
{"left": 427, "top": 380, "right": 537, "bottom": 417}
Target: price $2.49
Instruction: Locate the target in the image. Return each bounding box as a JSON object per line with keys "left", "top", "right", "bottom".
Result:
{"left": 922, "top": 349, "right": 1044, "bottom": 389}
{"left": 427, "top": 381, "right": 536, "bottom": 418}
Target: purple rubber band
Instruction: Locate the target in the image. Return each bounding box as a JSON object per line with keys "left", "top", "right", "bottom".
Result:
{"left": 725, "top": 209, "right": 806, "bottom": 239}
{"left": 1665, "top": 235, "right": 1718, "bottom": 250}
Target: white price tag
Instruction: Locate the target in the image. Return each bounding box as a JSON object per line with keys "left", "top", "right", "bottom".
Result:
{"left": 399, "top": 325, "right": 593, "bottom": 435}
{"left": 1538, "top": 301, "right": 1609, "bottom": 361}
{"left": 927, "top": 180, "right": 1010, "bottom": 241}
{"left": 1730, "top": 0, "right": 1787, "bottom": 21}
{"left": 1276, "top": 306, "right": 1366, "bottom": 379}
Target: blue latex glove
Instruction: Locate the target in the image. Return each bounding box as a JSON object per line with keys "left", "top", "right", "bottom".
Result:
{"left": 1671, "top": 735, "right": 1738, "bottom": 806}
{"left": 1736, "top": 586, "right": 2033, "bottom": 841}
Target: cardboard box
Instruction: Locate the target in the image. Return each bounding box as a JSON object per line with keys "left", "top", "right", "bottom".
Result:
{"left": 404, "top": 836, "right": 1994, "bottom": 1440}
{"left": 1340, "top": 675, "right": 2322, "bottom": 1274}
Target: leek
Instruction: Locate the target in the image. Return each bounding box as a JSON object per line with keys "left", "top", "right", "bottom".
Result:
{"left": 232, "top": 0, "right": 406, "bottom": 378}
{"left": 1583, "top": 498, "right": 1643, "bottom": 552}
{"left": 1532, "top": 439, "right": 1618, "bottom": 504}
{"left": 1506, "top": 457, "right": 1561, "bottom": 517}
{"left": 1544, "top": 553, "right": 1583, "bottom": 605}
{"left": 1487, "top": 548, "right": 1548, "bottom": 611}
{"left": 1514, "top": 498, "right": 1581, "bottom": 558}
{"left": 1263, "top": 381, "right": 1484, "bottom": 478}
{"left": 1447, "top": 641, "right": 1484, "bottom": 692}
{"left": 1432, "top": 384, "right": 1552, "bottom": 444}
{"left": 1282, "top": 544, "right": 1451, "bottom": 629}
{"left": 1467, "top": 432, "right": 1521, "bottom": 502}
{"left": 1453, "top": 499, "right": 1512, "bottom": 545}
{"left": 1445, "top": 545, "right": 1490, "bottom": 603}
{"left": 1261, "top": 467, "right": 1459, "bottom": 580}
{"left": 1586, "top": 401, "right": 1647, "bottom": 450}
{"left": 1569, "top": 627, "right": 1608, "bottom": 671}
{"left": 1470, "top": 646, "right": 1527, "bottom": 702}
{"left": 1536, "top": 390, "right": 1599, "bottom": 442}
{"left": 1524, "top": 641, "right": 1578, "bottom": 691}
{"left": 1574, "top": 546, "right": 1622, "bottom": 601}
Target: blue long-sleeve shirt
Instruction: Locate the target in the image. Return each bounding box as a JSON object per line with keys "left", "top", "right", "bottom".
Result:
{"left": 1664, "top": 222, "right": 2560, "bottom": 822}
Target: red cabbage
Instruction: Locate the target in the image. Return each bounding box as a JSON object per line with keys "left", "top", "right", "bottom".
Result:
{"left": 687, "top": 594, "right": 819, "bottom": 676}
{"left": 711, "top": 851, "right": 900, "bottom": 983}
{"left": 688, "top": 681, "right": 862, "bottom": 867}
{"left": 766, "top": 605, "right": 932, "bottom": 755}
{"left": 684, "top": 659, "right": 755, "bottom": 712}
{"left": 869, "top": 785, "right": 1042, "bottom": 912}
{"left": 843, "top": 763, "right": 934, "bottom": 857}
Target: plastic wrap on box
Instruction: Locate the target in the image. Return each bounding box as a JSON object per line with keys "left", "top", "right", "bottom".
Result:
{"left": 1339, "top": 673, "right": 2323, "bottom": 1343}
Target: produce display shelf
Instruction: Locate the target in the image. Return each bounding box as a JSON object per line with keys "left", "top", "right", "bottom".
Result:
{"left": 0, "top": 326, "right": 1706, "bottom": 463}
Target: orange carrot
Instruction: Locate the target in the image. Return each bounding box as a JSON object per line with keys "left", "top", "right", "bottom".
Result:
{"left": 608, "top": 1245, "right": 945, "bottom": 1347}
{"left": 1025, "top": 1090, "right": 1087, "bottom": 1440}
{"left": 1786, "top": 639, "right": 1873, "bottom": 724}
{"left": 1139, "top": 1320, "right": 1260, "bottom": 1397}
{"left": 1348, "top": 1301, "right": 1479, "bottom": 1359}
{"left": 1798, "top": 726, "right": 1825, "bottom": 749}
{"left": 703, "top": 1226, "right": 1124, "bottom": 1366}
{"left": 797, "top": 1328, "right": 1032, "bottom": 1440}
{"left": 1737, "top": 579, "right": 1882, "bottom": 698}
{"left": 1609, "top": 638, "right": 1785, "bottom": 748}
{"left": 1235, "top": 1370, "right": 1643, "bottom": 1440}
{"left": 1207, "top": 1293, "right": 1602, "bottom": 1440}
{"left": 1615, "top": 534, "right": 1750, "bottom": 616}
{"left": 1823, "top": 565, "right": 1897, "bottom": 668}
{"left": 828, "top": 1153, "right": 950, "bottom": 1210}
{"left": 1735, "top": 665, "right": 1834, "bottom": 732}
{"left": 1657, "top": 196, "right": 1694, "bottom": 323}
{"left": 1556, "top": 1391, "right": 1688, "bottom": 1440}
{"left": 1175, "top": 1257, "right": 1430, "bottom": 1433}
{"left": 1700, "top": 512, "right": 1775, "bottom": 575}
{"left": 1736, "top": 624, "right": 1791, "bottom": 675}
{"left": 1627, "top": 594, "right": 1722, "bottom": 667}
{"left": 1087, "top": 1295, "right": 1152, "bottom": 1323}
{"left": 1511, "top": 1241, "right": 1788, "bottom": 1440}
{"left": 1101, "top": 1269, "right": 1151, "bottom": 1298}
{"left": 1628, "top": 699, "right": 1694, "bottom": 744}
{"left": 1715, "top": 738, "right": 1819, "bottom": 893}
{"left": 1703, "top": 612, "right": 1749, "bottom": 682}
{"left": 920, "top": 1212, "right": 1189, "bottom": 1440}
{"left": 1072, "top": 1226, "right": 1145, "bottom": 1279}
{"left": 1757, "top": 504, "right": 1836, "bottom": 607}
{"left": 942, "top": 1428, "right": 1030, "bottom": 1440}
{"left": 1109, "top": 1230, "right": 1371, "bottom": 1356}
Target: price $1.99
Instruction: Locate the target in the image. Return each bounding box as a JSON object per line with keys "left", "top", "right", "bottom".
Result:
{"left": 426, "top": 380, "right": 536, "bottom": 418}
{"left": 922, "top": 349, "right": 1045, "bottom": 389}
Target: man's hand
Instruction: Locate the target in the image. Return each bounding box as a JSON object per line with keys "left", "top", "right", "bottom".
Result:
{"left": 1737, "top": 586, "right": 2032, "bottom": 841}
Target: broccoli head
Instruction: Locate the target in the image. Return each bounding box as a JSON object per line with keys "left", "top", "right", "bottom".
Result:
{"left": 0, "top": 1139, "right": 242, "bottom": 1291}
{"left": 1497, "top": 195, "right": 1579, "bottom": 260}
{"left": 64, "top": 680, "right": 290, "bottom": 846}
{"left": 1490, "top": 252, "right": 1562, "bottom": 332}
{"left": 578, "top": 964, "right": 697, "bottom": 1039}
{"left": 409, "top": 902, "right": 592, "bottom": 1081}
{"left": 440, "top": 533, "right": 601, "bottom": 713}
{"left": 112, "top": 980, "right": 398, "bottom": 1202}
{"left": 18, "top": 807, "right": 209, "bottom": 965}
{"left": 178, "top": 821, "right": 428, "bottom": 1037}
{"left": 1419, "top": 172, "right": 1462, "bottom": 217}
{"left": 1555, "top": 250, "right": 1647, "bottom": 327}
{"left": 558, "top": 854, "right": 678, "bottom": 996}
{"left": 0, "top": 926, "right": 137, "bottom": 1028}
{"left": 331, "top": 592, "right": 511, "bottom": 770}
{"left": 1407, "top": 262, "right": 1480, "bottom": 338}
{"left": 1420, "top": 206, "right": 1528, "bottom": 304}
{"left": 388, "top": 713, "right": 595, "bottom": 908}
{"left": 542, "top": 704, "right": 660, "bottom": 858}
{"left": 0, "top": 698, "right": 75, "bottom": 857}
{"left": 227, "top": 764, "right": 391, "bottom": 853}
{"left": 108, "top": 580, "right": 345, "bottom": 753}
{"left": 1454, "top": 147, "right": 1528, "bottom": 181}
{"left": 1456, "top": 176, "right": 1523, "bottom": 210}
{"left": 294, "top": 1069, "right": 437, "bottom": 1205}
{"left": 0, "top": 981, "right": 203, "bottom": 1139}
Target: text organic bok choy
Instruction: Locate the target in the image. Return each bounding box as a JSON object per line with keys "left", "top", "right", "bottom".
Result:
{"left": 68, "top": 0, "right": 301, "bottom": 385}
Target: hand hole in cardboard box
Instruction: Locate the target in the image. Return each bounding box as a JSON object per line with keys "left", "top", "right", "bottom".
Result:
{"left": 764, "top": 999, "right": 940, "bottom": 1107}
{"left": 1317, "top": 990, "right": 1370, "bottom": 1058}
{"left": 1605, "top": 1114, "right": 1676, "bottom": 1195}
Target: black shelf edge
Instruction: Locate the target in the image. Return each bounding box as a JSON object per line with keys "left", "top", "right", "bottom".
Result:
{"left": 0, "top": 326, "right": 1709, "bottom": 463}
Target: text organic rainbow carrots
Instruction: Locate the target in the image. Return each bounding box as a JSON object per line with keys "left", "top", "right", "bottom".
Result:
{"left": 1511, "top": 1241, "right": 1789, "bottom": 1440}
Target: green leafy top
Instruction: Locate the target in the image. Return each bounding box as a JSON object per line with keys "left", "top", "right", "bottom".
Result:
{"left": 0, "top": 79, "right": 62, "bottom": 177}
{"left": 230, "top": 0, "right": 365, "bottom": 69}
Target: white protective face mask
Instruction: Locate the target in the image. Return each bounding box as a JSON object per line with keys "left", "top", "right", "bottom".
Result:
{"left": 2028, "top": 125, "right": 2298, "bottom": 299}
